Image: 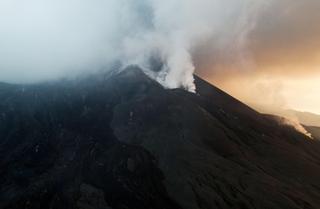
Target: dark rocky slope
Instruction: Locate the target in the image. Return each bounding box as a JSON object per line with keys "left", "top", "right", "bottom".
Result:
{"left": 1, "top": 67, "right": 320, "bottom": 209}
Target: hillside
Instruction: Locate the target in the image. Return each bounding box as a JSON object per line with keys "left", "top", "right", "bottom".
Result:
{"left": 1, "top": 67, "right": 320, "bottom": 209}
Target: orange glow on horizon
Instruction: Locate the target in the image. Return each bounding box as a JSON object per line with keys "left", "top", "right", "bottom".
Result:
{"left": 202, "top": 68, "right": 320, "bottom": 115}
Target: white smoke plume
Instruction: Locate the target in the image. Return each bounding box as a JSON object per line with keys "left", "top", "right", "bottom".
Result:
{"left": 275, "top": 117, "right": 313, "bottom": 139}
{"left": 0, "top": 0, "right": 270, "bottom": 91}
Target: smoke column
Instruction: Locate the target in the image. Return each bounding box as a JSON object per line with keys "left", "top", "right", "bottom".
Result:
{"left": 0, "top": 0, "right": 270, "bottom": 91}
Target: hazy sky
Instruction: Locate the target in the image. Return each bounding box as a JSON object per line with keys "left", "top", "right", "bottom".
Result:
{"left": 197, "top": 0, "right": 320, "bottom": 114}
{"left": 0, "top": 0, "right": 261, "bottom": 92}
{"left": 0, "top": 0, "right": 318, "bottom": 114}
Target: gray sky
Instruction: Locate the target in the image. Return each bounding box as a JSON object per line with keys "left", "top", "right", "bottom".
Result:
{"left": 0, "top": 0, "right": 263, "bottom": 88}
{"left": 0, "top": 0, "right": 319, "bottom": 113}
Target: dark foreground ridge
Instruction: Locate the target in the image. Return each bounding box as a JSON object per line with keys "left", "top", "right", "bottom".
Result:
{"left": 1, "top": 66, "right": 320, "bottom": 209}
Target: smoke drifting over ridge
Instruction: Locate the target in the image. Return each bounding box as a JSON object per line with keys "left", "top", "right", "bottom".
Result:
{"left": 0, "top": 0, "right": 268, "bottom": 91}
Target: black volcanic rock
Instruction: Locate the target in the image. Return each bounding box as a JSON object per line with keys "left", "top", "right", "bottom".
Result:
{"left": 1, "top": 66, "right": 320, "bottom": 209}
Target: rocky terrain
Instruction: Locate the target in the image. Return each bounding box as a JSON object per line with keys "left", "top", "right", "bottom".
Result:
{"left": 1, "top": 66, "right": 320, "bottom": 209}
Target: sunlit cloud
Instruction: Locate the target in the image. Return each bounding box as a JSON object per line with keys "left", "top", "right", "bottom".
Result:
{"left": 198, "top": 0, "right": 320, "bottom": 114}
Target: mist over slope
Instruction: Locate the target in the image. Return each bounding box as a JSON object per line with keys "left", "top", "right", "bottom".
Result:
{"left": 252, "top": 104, "right": 320, "bottom": 127}
{"left": 1, "top": 67, "right": 320, "bottom": 209}
{"left": 0, "top": 0, "right": 268, "bottom": 91}
{"left": 306, "top": 126, "right": 320, "bottom": 140}
{"left": 285, "top": 110, "right": 320, "bottom": 127}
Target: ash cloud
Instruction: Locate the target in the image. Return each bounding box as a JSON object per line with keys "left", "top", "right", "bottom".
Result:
{"left": 0, "top": 0, "right": 268, "bottom": 91}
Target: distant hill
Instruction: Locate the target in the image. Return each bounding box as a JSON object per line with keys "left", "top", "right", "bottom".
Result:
{"left": 285, "top": 110, "right": 320, "bottom": 127}
{"left": 251, "top": 104, "right": 320, "bottom": 127}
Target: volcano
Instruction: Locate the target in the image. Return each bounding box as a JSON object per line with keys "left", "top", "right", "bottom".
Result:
{"left": 1, "top": 66, "right": 320, "bottom": 209}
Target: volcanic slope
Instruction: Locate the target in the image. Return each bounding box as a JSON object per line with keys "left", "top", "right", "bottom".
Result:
{"left": 1, "top": 66, "right": 320, "bottom": 209}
